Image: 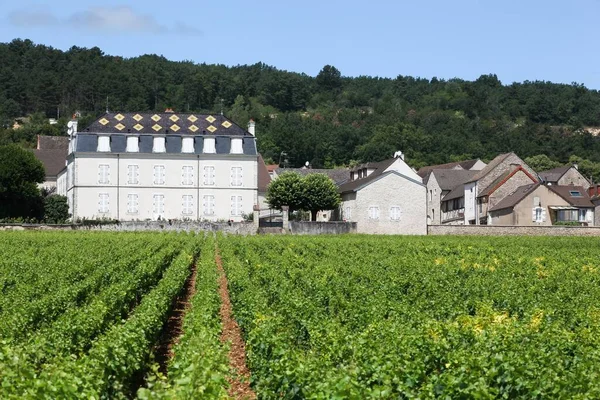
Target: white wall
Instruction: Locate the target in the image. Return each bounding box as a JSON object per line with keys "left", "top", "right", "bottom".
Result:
{"left": 383, "top": 158, "right": 422, "bottom": 183}
{"left": 69, "top": 154, "right": 258, "bottom": 222}
{"left": 343, "top": 172, "right": 426, "bottom": 235}
{"left": 463, "top": 181, "right": 477, "bottom": 224}
{"left": 426, "top": 173, "right": 443, "bottom": 225}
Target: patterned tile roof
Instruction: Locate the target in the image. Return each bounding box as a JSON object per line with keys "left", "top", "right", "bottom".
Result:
{"left": 83, "top": 113, "right": 249, "bottom": 136}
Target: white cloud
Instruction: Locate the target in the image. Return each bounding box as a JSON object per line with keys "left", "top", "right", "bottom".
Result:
{"left": 8, "top": 6, "right": 202, "bottom": 36}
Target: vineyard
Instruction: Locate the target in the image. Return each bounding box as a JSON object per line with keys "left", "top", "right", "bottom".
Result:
{"left": 2, "top": 232, "right": 600, "bottom": 398}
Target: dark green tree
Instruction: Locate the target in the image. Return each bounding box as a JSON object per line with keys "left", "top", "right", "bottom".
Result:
{"left": 266, "top": 172, "right": 305, "bottom": 214}
{"left": 524, "top": 154, "right": 562, "bottom": 172}
{"left": 316, "top": 65, "right": 342, "bottom": 92}
{"left": 0, "top": 144, "right": 45, "bottom": 219}
{"left": 44, "top": 195, "right": 70, "bottom": 223}
{"left": 302, "top": 174, "right": 341, "bottom": 221}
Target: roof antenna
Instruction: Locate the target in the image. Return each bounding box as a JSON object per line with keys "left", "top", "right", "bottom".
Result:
{"left": 220, "top": 98, "right": 224, "bottom": 116}
{"left": 106, "top": 96, "right": 109, "bottom": 114}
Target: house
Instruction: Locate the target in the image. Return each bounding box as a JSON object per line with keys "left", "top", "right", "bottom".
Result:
{"left": 460, "top": 153, "right": 538, "bottom": 224}
{"left": 32, "top": 135, "right": 69, "bottom": 191}
{"left": 424, "top": 169, "right": 477, "bottom": 225}
{"left": 56, "top": 112, "right": 258, "bottom": 221}
{"left": 337, "top": 152, "right": 426, "bottom": 234}
{"left": 538, "top": 165, "right": 591, "bottom": 190}
{"left": 417, "top": 158, "right": 486, "bottom": 179}
{"left": 489, "top": 183, "right": 594, "bottom": 226}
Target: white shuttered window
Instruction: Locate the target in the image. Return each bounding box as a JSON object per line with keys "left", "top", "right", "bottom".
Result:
{"left": 98, "top": 193, "right": 109, "bottom": 213}
{"left": 231, "top": 196, "right": 242, "bottom": 216}
{"left": 203, "top": 137, "right": 216, "bottom": 153}
{"left": 390, "top": 206, "right": 401, "bottom": 221}
{"left": 126, "top": 136, "right": 139, "bottom": 152}
{"left": 153, "top": 137, "right": 166, "bottom": 153}
{"left": 203, "top": 195, "right": 215, "bottom": 216}
{"left": 153, "top": 194, "right": 165, "bottom": 217}
{"left": 153, "top": 165, "right": 166, "bottom": 185}
{"left": 203, "top": 166, "right": 215, "bottom": 185}
{"left": 182, "top": 166, "right": 194, "bottom": 186}
{"left": 98, "top": 164, "right": 110, "bottom": 184}
{"left": 368, "top": 206, "right": 380, "bottom": 220}
{"left": 230, "top": 138, "right": 243, "bottom": 154}
{"left": 127, "top": 165, "right": 139, "bottom": 185}
{"left": 230, "top": 167, "right": 243, "bottom": 186}
{"left": 97, "top": 136, "right": 110, "bottom": 152}
{"left": 182, "top": 137, "right": 194, "bottom": 153}
{"left": 127, "top": 194, "right": 139, "bottom": 214}
{"left": 182, "top": 195, "right": 194, "bottom": 215}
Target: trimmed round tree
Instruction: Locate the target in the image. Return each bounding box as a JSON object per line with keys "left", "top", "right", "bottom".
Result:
{"left": 302, "top": 173, "right": 341, "bottom": 221}
{"left": 266, "top": 172, "right": 304, "bottom": 214}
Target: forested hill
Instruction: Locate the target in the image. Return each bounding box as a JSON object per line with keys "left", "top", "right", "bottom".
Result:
{"left": 3, "top": 38, "right": 600, "bottom": 173}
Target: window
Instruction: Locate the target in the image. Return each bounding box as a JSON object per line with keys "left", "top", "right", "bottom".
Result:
{"left": 429, "top": 190, "right": 432, "bottom": 202}
{"left": 98, "top": 193, "right": 109, "bottom": 213}
{"left": 230, "top": 138, "right": 243, "bottom": 154}
{"left": 98, "top": 164, "right": 110, "bottom": 184}
{"left": 231, "top": 196, "right": 243, "bottom": 216}
{"left": 97, "top": 136, "right": 110, "bottom": 152}
{"left": 153, "top": 194, "right": 165, "bottom": 217}
{"left": 153, "top": 165, "right": 166, "bottom": 185}
{"left": 570, "top": 191, "right": 582, "bottom": 197}
{"left": 345, "top": 207, "right": 352, "bottom": 220}
{"left": 368, "top": 206, "right": 380, "bottom": 220}
{"left": 579, "top": 209, "right": 587, "bottom": 222}
{"left": 181, "top": 137, "right": 194, "bottom": 153}
{"left": 203, "top": 137, "right": 216, "bottom": 153}
{"left": 126, "top": 136, "right": 139, "bottom": 152}
{"left": 534, "top": 207, "right": 543, "bottom": 222}
{"left": 203, "top": 195, "right": 215, "bottom": 215}
{"left": 203, "top": 166, "right": 215, "bottom": 185}
{"left": 127, "top": 193, "right": 139, "bottom": 214}
{"left": 182, "top": 166, "right": 194, "bottom": 186}
{"left": 182, "top": 195, "right": 194, "bottom": 215}
{"left": 231, "top": 167, "right": 243, "bottom": 186}
{"left": 127, "top": 165, "right": 139, "bottom": 185}
{"left": 153, "top": 137, "right": 166, "bottom": 153}
{"left": 390, "top": 206, "right": 401, "bottom": 221}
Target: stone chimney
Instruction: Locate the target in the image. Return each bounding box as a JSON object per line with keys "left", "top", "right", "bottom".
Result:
{"left": 248, "top": 119, "right": 256, "bottom": 136}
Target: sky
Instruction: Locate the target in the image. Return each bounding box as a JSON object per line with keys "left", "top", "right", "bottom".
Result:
{"left": 1, "top": 0, "right": 599, "bottom": 88}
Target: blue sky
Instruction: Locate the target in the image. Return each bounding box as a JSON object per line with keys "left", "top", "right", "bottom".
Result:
{"left": 1, "top": 0, "right": 599, "bottom": 88}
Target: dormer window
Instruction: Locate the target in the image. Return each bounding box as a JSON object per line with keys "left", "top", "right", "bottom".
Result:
{"left": 204, "top": 137, "right": 216, "bottom": 154}
{"left": 126, "top": 136, "right": 139, "bottom": 152}
{"left": 182, "top": 137, "right": 194, "bottom": 153}
{"left": 230, "top": 138, "right": 243, "bottom": 154}
{"left": 570, "top": 191, "right": 582, "bottom": 197}
{"left": 153, "top": 137, "right": 166, "bottom": 153}
{"left": 97, "top": 136, "right": 110, "bottom": 152}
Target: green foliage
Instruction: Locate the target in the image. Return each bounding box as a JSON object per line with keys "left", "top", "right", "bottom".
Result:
{"left": 266, "top": 172, "right": 305, "bottom": 213}
{"left": 302, "top": 173, "right": 341, "bottom": 220}
{"left": 0, "top": 144, "right": 44, "bottom": 220}
{"left": 220, "top": 235, "right": 600, "bottom": 398}
{"left": 524, "top": 154, "right": 562, "bottom": 172}
{"left": 43, "top": 194, "right": 70, "bottom": 223}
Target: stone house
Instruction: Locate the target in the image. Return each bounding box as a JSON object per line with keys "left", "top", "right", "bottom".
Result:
{"left": 417, "top": 159, "right": 486, "bottom": 179}
{"left": 461, "top": 153, "right": 538, "bottom": 224}
{"left": 424, "top": 169, "right": 477, "bottom": 225}
{"left": 489, "top": 183, "right": 594, "bottom": 226}
{"left": 538, "top": 165, "right": 591, "bottom": 190}
{"left": 337, "top": 153, "right": 426, "bottom": 234}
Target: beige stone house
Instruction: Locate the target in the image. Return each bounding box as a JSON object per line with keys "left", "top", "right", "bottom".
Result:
{"left": 338, "top": 153, "right": 426, "bottom": 234}
{"left": 538, "top": 165, "right": 591, "bottom": 190}
{"left": 424, "top": 169, "right": 477, "bottom": 224}
{"left": 489, "top": 184, "right": 594, "bottom": 226}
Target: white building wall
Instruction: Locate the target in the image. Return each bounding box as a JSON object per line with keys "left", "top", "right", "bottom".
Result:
{"left": 464, "top": 181, "right": 477, "bottom": 224}
{"left": 344, "top": 173, "right": 426, "bottom": 235}
{"left": 426, "top": 174, "right": 443, "bottom": 225}
{"left": 69, "top": 154, "right": 258, "bottom": 222}
{"left": 382, "top": 158, "right": 422, "bottom": 183}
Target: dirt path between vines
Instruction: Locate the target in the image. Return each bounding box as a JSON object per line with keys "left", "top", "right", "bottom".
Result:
{"left": 216, "top": 249, "right": 256, "bottom": 400}
{"left": 154, "top": 261, "right": 197, "bottom": 375}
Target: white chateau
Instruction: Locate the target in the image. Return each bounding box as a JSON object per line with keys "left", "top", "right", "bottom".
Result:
{"left": 57, "top": 112, "right": 259, "bottom": 222}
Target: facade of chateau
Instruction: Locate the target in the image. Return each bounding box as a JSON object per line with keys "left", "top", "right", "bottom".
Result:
{"left": 57, "top": 112, "right": 258, "bottom": 222}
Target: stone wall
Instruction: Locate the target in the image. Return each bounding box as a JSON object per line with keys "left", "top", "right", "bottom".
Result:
{"left": 429, "top": 224, "right": 600, "bottom": 236}
{"left": 288, "top": 221, "right": 357, "bottom": 235}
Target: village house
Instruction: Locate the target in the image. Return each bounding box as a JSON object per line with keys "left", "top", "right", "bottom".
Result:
{"left": 538, "top": 165, "right": 591, "bottom": 190}
{"left": 56, "top": 112, "right": 259, "bottom": 222}
{"left": 489, "top": 183, "right": 594, "bottom": 226}
{"left": 337, "top": 152, "right": 426, "bottom": 234}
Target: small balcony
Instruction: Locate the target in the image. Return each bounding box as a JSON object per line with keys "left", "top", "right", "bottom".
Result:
{"left": 442, "top": 208, "right": 464, "bottom": 223}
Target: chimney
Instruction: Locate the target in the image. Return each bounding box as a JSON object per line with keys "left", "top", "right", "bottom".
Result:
{"left": 165, "top": 108, "right": 174, "bottom": 113}
{"left": 393, "top": 150, "right": 404, "bottom": 160}
{"left": 37, "top": 134, "right": 41, "bottom": 150}
{"left": 573, "top": 163, "right": 579, "bottom": 170}
{"left": 248, "top": 119, "right": 256, "bottom": 136}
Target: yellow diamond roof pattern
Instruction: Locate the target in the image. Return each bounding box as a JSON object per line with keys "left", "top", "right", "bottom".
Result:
{"left": 87, "top": 113, "right": 249, "bottom": 136}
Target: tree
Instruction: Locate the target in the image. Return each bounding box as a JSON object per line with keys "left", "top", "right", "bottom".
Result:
{"left": 302, "top": 174, "right": 341, "bottom": 221}
{"left": 0, "top": 144, "right": 45, "bottom": 219}
{"left": 316, "top": 65, "right": 342, "bottom": 93}
{"left": 524, "top": 154, "right": 562, "bottom": 172}
{"left": 44, "top": 195, "right": 70, "bottom": 223}
{"left": 266, "top": 172, "right": 304, "bottom": 214}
